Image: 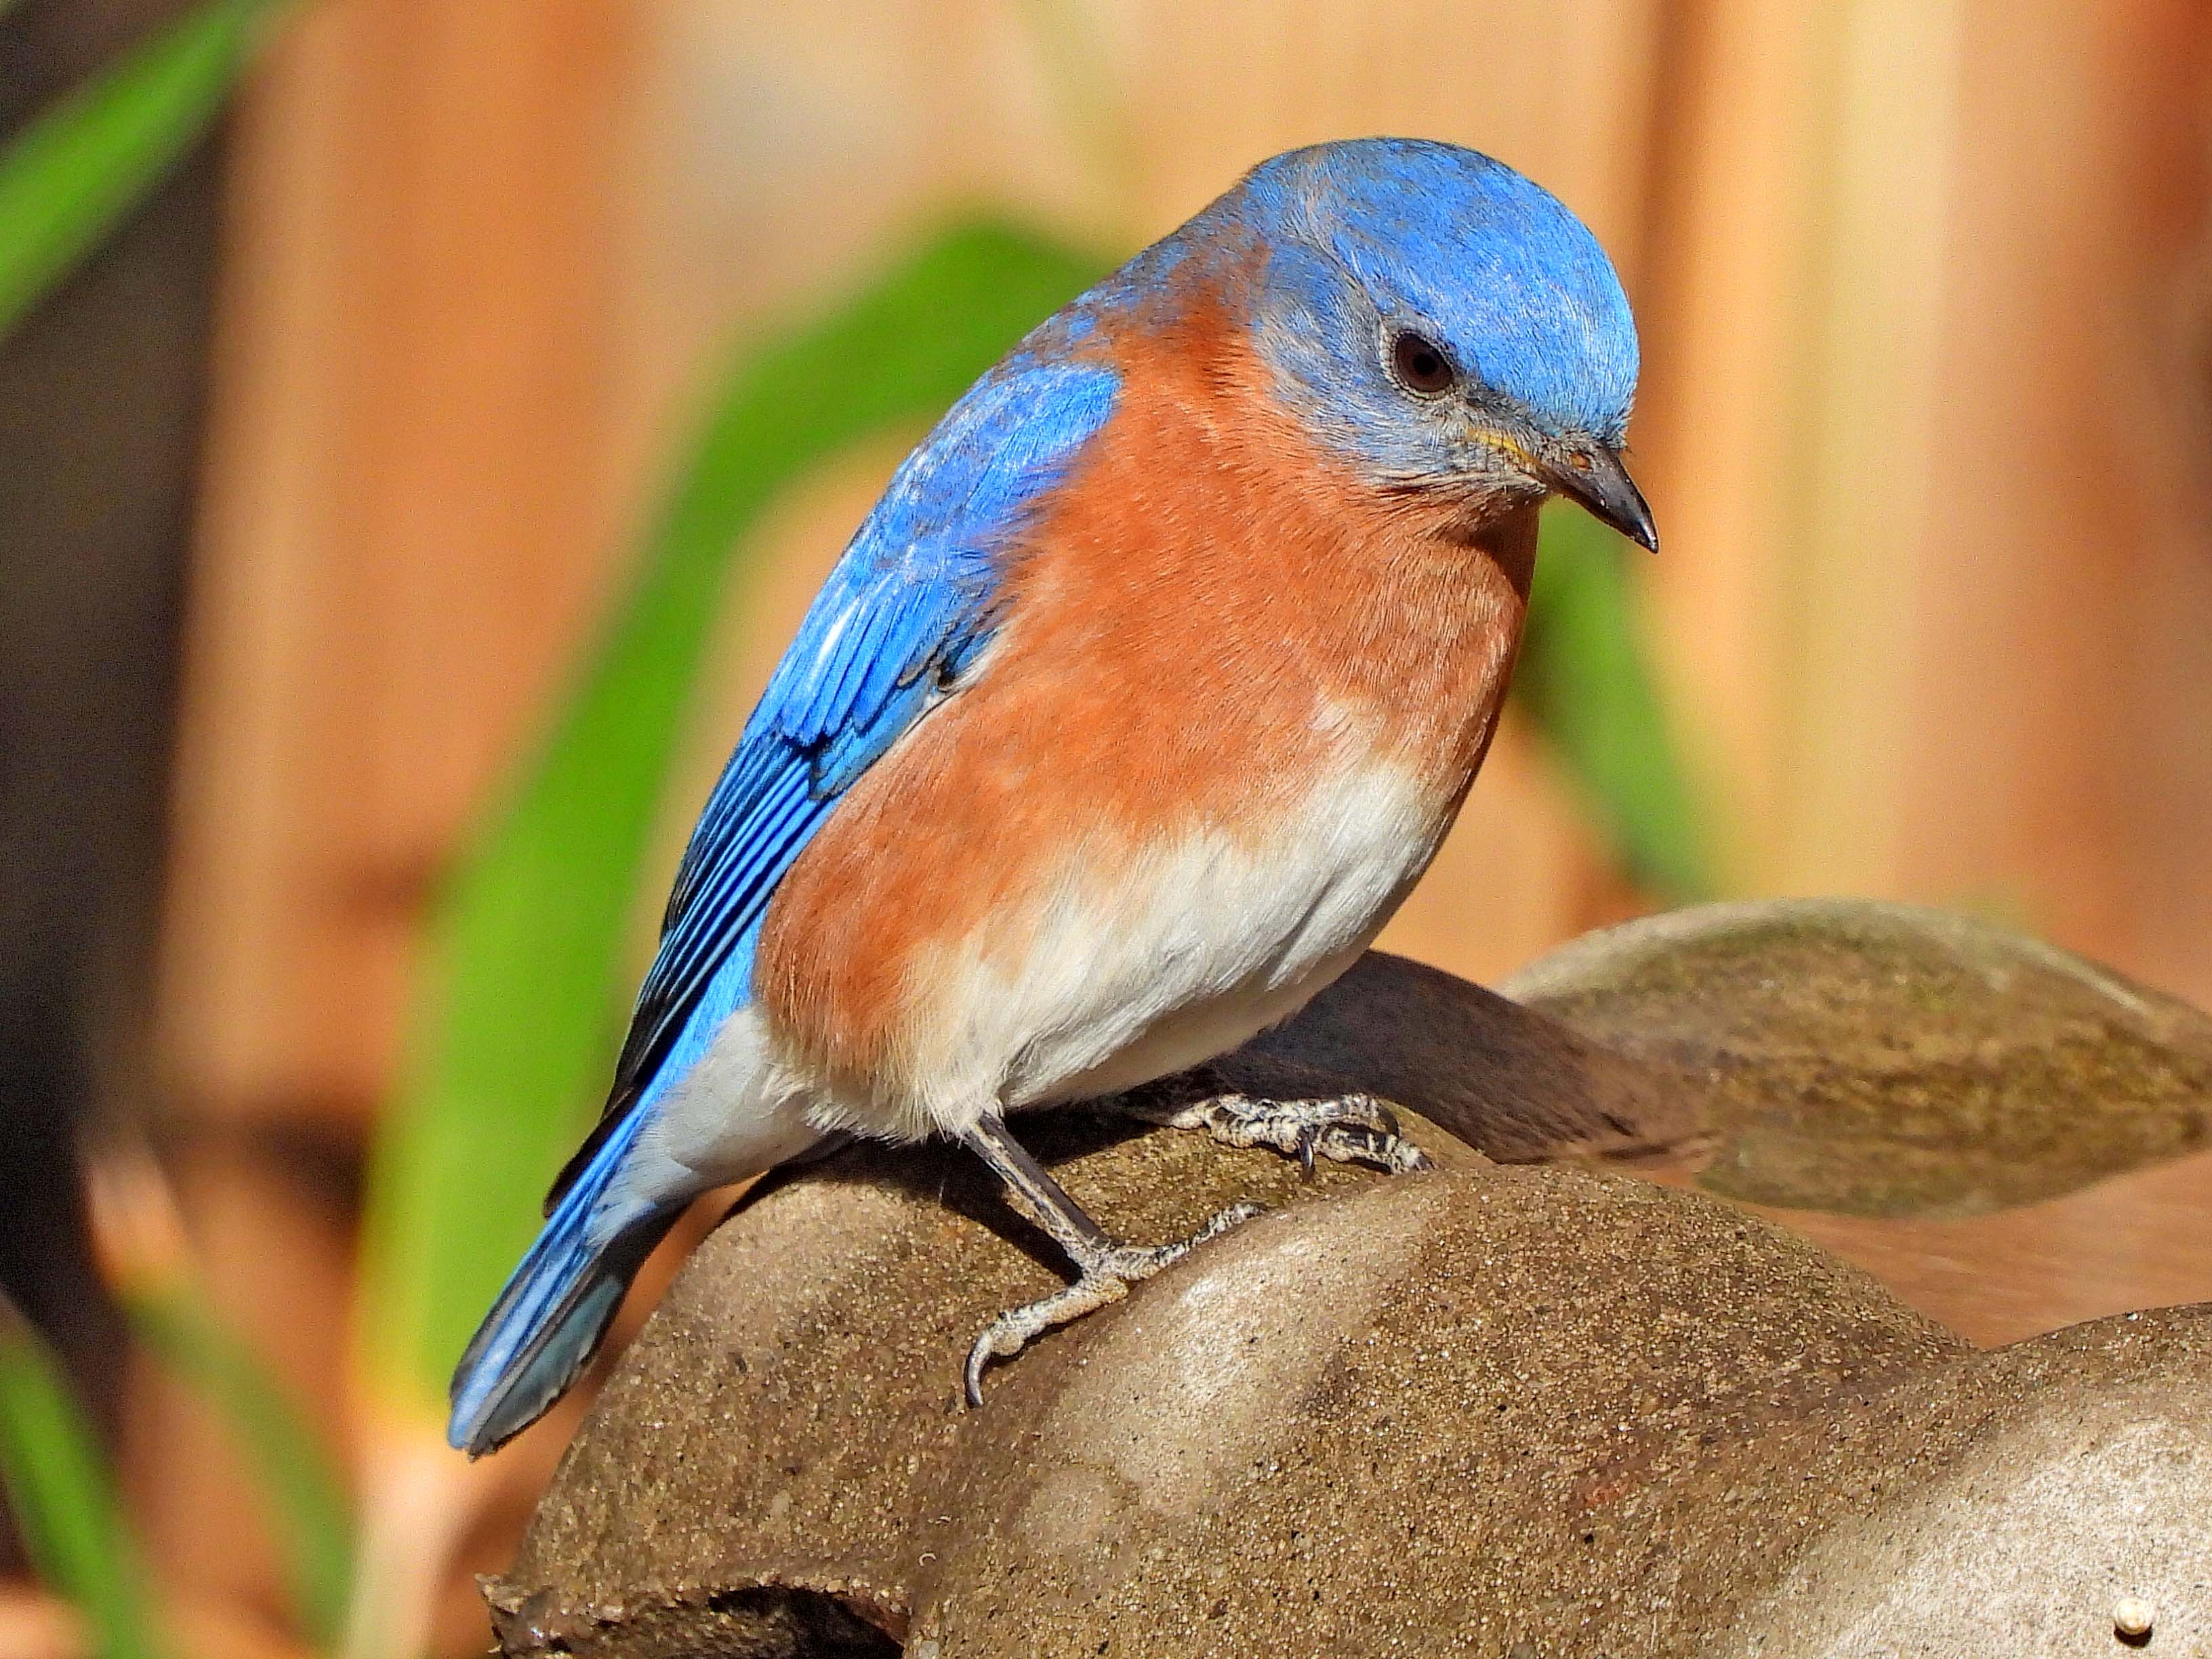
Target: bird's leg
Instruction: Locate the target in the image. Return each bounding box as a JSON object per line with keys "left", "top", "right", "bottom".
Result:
{"left": 1117, "top": 1069, "right": 1435, "bottom": 1176}
{"left": 958, "top": 1115, "right": 1261, "bottom": 1406}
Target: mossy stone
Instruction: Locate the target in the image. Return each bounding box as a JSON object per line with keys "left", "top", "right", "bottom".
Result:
{"left": 1505, "top": 899, "right": 2212, "bottom": 1216}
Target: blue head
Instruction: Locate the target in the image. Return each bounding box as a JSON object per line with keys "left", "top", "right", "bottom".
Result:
{"left": 1184, "top": 138, "right": 1655, "bottom": 549}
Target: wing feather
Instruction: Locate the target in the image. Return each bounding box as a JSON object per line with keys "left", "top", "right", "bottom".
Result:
{"left": 545, "top": 352, "right": 1119, "bottom": 1209}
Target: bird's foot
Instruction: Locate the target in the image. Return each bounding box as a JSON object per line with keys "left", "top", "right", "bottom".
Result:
{"left": 1123, "top": 1086, "right": 1435, "bottom": 1176}
{"left": 962, "top": 1200, "right": 1261, "bottom": 1406}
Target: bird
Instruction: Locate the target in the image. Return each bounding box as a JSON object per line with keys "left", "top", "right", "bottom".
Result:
{"left": 448, "top": 136, "right": 1654, "bottom": 1456}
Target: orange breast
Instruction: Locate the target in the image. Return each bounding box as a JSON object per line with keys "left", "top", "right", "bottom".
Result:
{"left": 752, "top": 282, "right": 1535, "bottom": 1110}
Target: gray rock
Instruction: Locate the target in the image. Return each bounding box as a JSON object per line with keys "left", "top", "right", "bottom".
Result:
{"left": 491, "top": 906, "right": 2212, "bottom": 1656}
{"left": 494, "top": 1122, "right": 2212, "bottom": 1657}
{"left": 490, "top": 1128, "right": 1948, "bottom": 1656}
{"left": 492, "top": 947, "right": 1675, "bottom": 1653}
{"left": 1700, "top": 1307, "right": 2212, "bottom": 1659}
{"left": 899, "top": 1164, "right": 1961, "bottom": 1659}
{"left": 1505, "top": 899, "right": 2212, "bottom": 1216}
{"left": 491, "top": 1110, "right": 1496, "bottom": 1657}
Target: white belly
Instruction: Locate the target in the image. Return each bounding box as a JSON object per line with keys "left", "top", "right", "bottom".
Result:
{"left": 830, "top": 756, "right": 1452, "bottom": 1139}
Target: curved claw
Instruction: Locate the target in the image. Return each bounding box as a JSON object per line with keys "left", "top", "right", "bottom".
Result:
{"left": 963, "top": 1200, "right": 1263, "bottom": 1406}
{"left": 1122, "top": 1090, "right": 1431, "bottom": 1177}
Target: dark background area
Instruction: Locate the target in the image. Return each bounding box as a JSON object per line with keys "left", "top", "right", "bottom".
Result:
{"left": 0, "top": 0, "right": 220, "bottom": 1422}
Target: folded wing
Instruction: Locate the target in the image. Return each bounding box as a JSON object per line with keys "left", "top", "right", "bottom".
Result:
{"left": 545, "top": 352, "right": 1120, "bottom": 1208}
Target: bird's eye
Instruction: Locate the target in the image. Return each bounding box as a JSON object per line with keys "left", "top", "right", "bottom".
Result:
{"left": 1388, "top": 330, "right": 1456, "bottom": 397}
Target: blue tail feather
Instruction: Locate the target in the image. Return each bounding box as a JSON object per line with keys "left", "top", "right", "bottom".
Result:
{"left": 447, "top": 1112, "right": 680, "bottom": 1457}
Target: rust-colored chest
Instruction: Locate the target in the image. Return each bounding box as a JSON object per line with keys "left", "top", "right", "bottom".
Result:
{"left": 752, "top": 301, "right": 1534, "bottom": 1094}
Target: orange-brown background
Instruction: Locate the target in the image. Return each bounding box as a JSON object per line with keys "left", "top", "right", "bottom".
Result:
{"left": 60, "top": 0, "right": 2212, "bottom": 1650}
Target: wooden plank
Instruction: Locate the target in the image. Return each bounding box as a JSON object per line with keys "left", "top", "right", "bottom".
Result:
{"left": 159, "top": 0, "right": 640, "bottom": 1127}
{"left": 142, "top": 0, "right": 644, "bottom": 1633}
{"left": 1896, "top": 0, "right": 2212, "bottom": 1003}
{"left": 1637, "top": 0, "right": 2212, "bottom": 1017}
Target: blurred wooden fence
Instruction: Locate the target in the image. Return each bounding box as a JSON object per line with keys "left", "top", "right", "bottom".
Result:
{"left": 140, "top": 0, "right": 2212, "bottom": 1641}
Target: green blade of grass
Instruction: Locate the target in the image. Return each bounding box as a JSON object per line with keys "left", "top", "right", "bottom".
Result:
{"left": 0, "top": 1298, "right": 169, "bottom": 1659}
{"left": 1519, "top": 504, "right": 1714, "bottom": 900}
{"left": 123, "top": 1289, "right": 353, "bottom": 1646}
{"left": 356, "top": 220, "right": 1111, "bottom": 1418}
{"left": 0, "top": 0, "right": 281, "bottom": 340}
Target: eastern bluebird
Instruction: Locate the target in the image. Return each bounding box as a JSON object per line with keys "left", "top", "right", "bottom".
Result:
{"left": 449, "top": 137, "right": 1653, "bottom": 1454}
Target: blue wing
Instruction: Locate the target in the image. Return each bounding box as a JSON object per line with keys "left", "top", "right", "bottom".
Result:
{"left": 545, "top": 349, "right": 1120, "bottom": 1207}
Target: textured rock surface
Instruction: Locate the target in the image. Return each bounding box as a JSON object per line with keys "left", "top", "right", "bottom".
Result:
{"left": 1700, "top": 1307, "right": 2212, "bottom": 1658}
{"left": 496, "top": 1123, "right": 2212, "bottom": 1658}
{"left": 493, "top": 905, "right": 2212, "bottom": 1656}
{"left": 493, "top": 947, "right": 1685, "bottom": 1654}
{"left": 492, "top": 1111, "right": 1495, "bottom": 1656}
{"left": 1505, "top": 899, "right": 2212, "bottom": 1216}
{"left": 899, "top": 1166, "right": 1959, "bottom": 1659}
{"left": 495, "top": 1139, "right": 1957, "bottom": 1657}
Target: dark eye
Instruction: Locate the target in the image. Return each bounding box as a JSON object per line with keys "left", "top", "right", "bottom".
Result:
{"left": 1389, "top": 330, "right": 1456, "bottom": 397}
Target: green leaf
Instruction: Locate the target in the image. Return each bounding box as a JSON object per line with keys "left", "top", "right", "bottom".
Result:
{"left": 0, "top": 0, "right": 280, "bottom": 340}
{"left": 124, "top": 1288, "right": 354, "bottom": 1646}
{"left": 0, "top": 1298, "right": 169, "bottom": 1659}
{"left": 356, "top": 220, "right": 1112, "bottom": 1416}
{"left": 1518, "top": 505, "right": 1714, "bottom": 900}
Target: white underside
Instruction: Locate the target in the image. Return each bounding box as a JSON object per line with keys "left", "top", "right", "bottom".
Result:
{"left": 629, "top": 753, "right": 1452, "bottom": 1193}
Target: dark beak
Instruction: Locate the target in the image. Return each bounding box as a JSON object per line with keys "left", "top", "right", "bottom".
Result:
{"left": 1546, "top": 447, "right": 1658, "bottom": 553}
